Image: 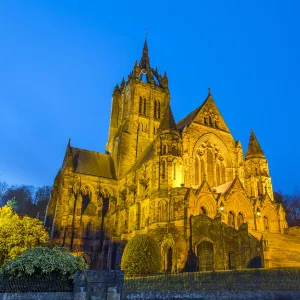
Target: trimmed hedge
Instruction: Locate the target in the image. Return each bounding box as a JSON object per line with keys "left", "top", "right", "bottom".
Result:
{"left": 0, "top": 246, "right": 86, "bottom": 279}
{"left": 121, "top": 234, "right": 162, "bottom": 274}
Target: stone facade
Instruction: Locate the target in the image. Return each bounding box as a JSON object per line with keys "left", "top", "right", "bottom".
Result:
{"left": 45, "top": 40, "right": 288, "bottom": 271}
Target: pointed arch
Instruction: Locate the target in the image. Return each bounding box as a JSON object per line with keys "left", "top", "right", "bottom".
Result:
{"left": 154, "top": 100, "right": 157, "bottom": 118}
{"left": 196, "top": 195, "right": 217, "bottom": 218}
{"left": 161, "top": 160, "right": 166, "bottom": 179}
{"left": 220, "top": 161, "right": 226, "bottom": 184}
{"left": 139, "top": 97, "right": 143, "bottom": 114}
{"left": 158, "top": 101, "right": 161, "bottom": 119}
{"left": 237, "top": 212, "right": 244, "bottom": 228}
{"left": 261, "top": 205, "right": 279, "bottom": 233}
{"left": 207, "top": 149, "right": 214, "bottom": 186}
{"left": 173, "top": 160, "right": 177, "bottom": 180}
{"left": 216, "top": 161, "right": 220, "bottom": 186}
{"left": 195, "top": 156, "right": 200, "bottom": 185}
{"left": 158, "top": 200, "right": 167, "bottom": 222}
{"left": 143, "top": 98, "right": 147, "bottom": 115}
{"left": 228, "top": 211, "right": 235, "bottom": 228}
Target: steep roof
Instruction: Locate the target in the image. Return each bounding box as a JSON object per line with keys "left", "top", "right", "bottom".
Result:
{"left": 127, "top": 143, "right": 154, "bottom": 173}
{"left": 71, "top": 147, "right": 116, "bottom": 179}
{"left": 176, "top": 102, "right": 204, "bottom": 130}
{"left": 176, "top": 91, "right": 230, "bottom": 132}
{"left": 157, "top": 104, "right": 178, "bottom": 133}
{"left": 246, "top": 130, "right": 265, "bottom": 159}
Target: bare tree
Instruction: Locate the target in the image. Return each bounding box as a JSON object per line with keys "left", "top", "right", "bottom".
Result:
{"left": 0, "top": 180, "right": 9, "bottom": 205}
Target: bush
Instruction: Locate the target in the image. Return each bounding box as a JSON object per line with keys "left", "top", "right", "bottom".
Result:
{"left": 121, "top": 234, "right": 162, "bottom": 274}
{"left": 0, "top": 246, "right": 86, "bottom": 279}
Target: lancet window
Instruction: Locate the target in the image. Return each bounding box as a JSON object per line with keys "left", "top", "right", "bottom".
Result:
{"left": 237, "top": 212, "right": 244, "bottom": 228}
{"left": 154, "top": 100, "right": 161, "bottom": 119}
{"left": 207, "top": 149, "right": 214, "bottom": 186}
{"left": 162, "top": 160, "right": 166, "bottom": 179}
{"left": 139, "top": 96, "right": 147, "bottom": 116}
{"left": 158, "top": 200, "right": 167, "bottom": 222}
{"left": 228, "top": 211, "right": 235, "bottom": 228}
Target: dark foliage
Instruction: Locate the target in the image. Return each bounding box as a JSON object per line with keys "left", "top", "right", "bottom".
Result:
{"left": 0, "top": 181, "right": 51, "bottom": 220}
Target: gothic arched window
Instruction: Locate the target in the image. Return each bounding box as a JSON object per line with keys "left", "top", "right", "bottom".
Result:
{"left": 228, "top": 211, "right": 235, "bottom": 228}
{"left": 139, "top": 97, "right": 143, "bottom": 114}
{"left": 200, "top": 206, "right": 207, "bottom": 215}
{"left": 207, "top": 149, "right": 214, "bottom": 186}
{"left": 158, "top": 200, "right": 167, "bottom": 222}
{"left": 154, "top": 100, "right": 157, "bottom": 118}
{"left": 216, "top": 161, "right": 220, "bottom": 186}
{"left": 143, "top": 98, "right": 147, "bottom": 115}
{"left": 173, "top": 161, "right": 176, "bottom": 180}
{"left": 162, "top": 160, "right": 166, "bottom": 179}
{"left": 158, "top": 101, "right": 161, "bottom": 119}
{"left": 195, "top": 156, "right": 200, "bottom": 185}
{"left": 237, "top": 212, "right": 244, "bottom": 228}
{"left": 220, "top": 161, "right": 226, "bottom": 184}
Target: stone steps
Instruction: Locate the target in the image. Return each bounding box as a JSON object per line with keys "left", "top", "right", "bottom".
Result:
{"left": 263, "top": 232, "right": 300, "bottom": 267}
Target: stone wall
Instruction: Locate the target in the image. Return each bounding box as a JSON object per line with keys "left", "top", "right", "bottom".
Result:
{"left": 191, "top": 214, "right": 262, "bottom": 270}
{"left": 285, "top": 226, "right": 300, "bottom": 236}
{"left": 0, "top": 292, "right": 73, "bottom": 300}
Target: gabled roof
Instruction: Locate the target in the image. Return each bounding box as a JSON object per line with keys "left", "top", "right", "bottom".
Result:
{"left": 176, "top": 102, "right": 204, "bottom": 130}
{"left": 212, "top": 181, "right": 233, "bottom": 194}
{"left": 157, "top": 104, "right": 178, "bottom": 133}
{"left": 71, "top": 147, "right": 116, "bottom": 179}
{"left": 127, "top": 143, "right": 154, "bottom": 173}
{"left": 246, "top": 130, "right": 265, "bottom": 159}
{"left": 176, "top": 92, "right": 230, "bottom": 132}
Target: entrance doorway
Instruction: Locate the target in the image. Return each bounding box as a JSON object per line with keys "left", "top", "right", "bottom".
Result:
{"left": 264, "top": 216, "right": 269, "bottom": 232}
{"left": 166, "top": 247, "right": 172, "bottom": 272}
{"left": 197, "top": 241, "right": 214, "bottom": 271}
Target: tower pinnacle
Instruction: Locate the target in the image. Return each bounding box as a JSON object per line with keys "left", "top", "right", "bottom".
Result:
{"left": 246, "top": 130, "right": 265, "bottom": 159}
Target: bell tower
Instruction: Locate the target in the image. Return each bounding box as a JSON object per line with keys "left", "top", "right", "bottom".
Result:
{"left": 106, "top": 40, "right": 171, "bottom": 179}
{"left": 244, "top": 130, "right": 273, "bottom": 199}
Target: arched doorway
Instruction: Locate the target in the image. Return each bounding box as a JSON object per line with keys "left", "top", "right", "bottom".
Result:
{"left": 200, "top": 206, "right": 207, "bottom": 215}
{"left": 264, "top": 216, "right": 269, "bottom": 232}
{"left": 166, "top": 247, "right": 172, "bottom": 272}
{"left": 197, "top": 241, "right": 214, "bottom": 271}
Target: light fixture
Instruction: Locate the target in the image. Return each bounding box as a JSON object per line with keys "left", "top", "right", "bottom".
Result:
{"left": 257, "top": 211, "right": 261, "bottom": 217}
{"left": 220, "top": 206, "right": 224, "bottom": 212}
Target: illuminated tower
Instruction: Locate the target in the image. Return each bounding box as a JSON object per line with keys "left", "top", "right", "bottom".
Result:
{"left": 244, "top": 130, "right": 273, "bottom": 199}
{"left": 106, "top": 40, "right": 170, "bottom": 179}
{"left": 155, "top": 104, "right": 183, "bottom": 190}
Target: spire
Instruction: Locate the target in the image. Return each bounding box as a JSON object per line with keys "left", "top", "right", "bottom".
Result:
{"left": 140, "top": 39, "right": 150, "bottom": 70}
{"left": 157, "top": 104, "right": 178, "bottom": 133}
{"left": 246, "top": 130, "right": 265, "bottom": 159}
{"left": 113, "top": 84, "right": 120, "bottom": 94}
{"left": 132, "top": 60, "right": 140, "bottom": 79}
{"left": 120, "top": 77, "right": 125, "bottom": 89}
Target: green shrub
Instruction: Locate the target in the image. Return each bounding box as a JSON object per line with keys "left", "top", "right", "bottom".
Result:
{"left": 0, "top": 246, "right": 86, "bottom": 279}
{"left": 121, "top": 234, "right": 162, "bottom": 274}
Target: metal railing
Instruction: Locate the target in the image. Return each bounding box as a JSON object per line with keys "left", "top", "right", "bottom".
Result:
{"left": 123, "top": 268, "right": 300, "bottom": 292}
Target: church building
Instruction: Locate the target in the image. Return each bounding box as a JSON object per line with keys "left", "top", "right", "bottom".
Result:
{"left": 46, "top": 40, "right": 289, "bottom": 271}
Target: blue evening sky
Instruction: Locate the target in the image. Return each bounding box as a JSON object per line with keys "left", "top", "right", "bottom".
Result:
{"left": 0, "top": 1, "right": 299, "bottom": 193}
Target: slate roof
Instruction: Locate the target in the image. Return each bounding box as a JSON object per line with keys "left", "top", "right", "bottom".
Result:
{"left": 157, "top": 104, "right": 178, "bottom": 133}
{"left": 246, "top": 131, "right": 265, "bottom": 159}
{"left": 71, "top": 147, "right": 116, "bottom": 179}
{"left": 176, "top": 95, "right": 210, "bottom": 130}
{"left": 127, "top": 143, "right": 154, "bottom": 173}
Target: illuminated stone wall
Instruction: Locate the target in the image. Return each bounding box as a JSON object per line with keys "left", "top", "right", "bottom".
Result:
{"left": 46, "top": 41, "right": 289, "bottom": 271}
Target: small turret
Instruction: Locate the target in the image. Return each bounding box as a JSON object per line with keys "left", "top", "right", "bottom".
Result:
{"left": 246, "top": 130, "right": 265, "bottom": 160}
{"left": 157, "top": 103, "right": 178, "bottom": 134}
{"left": 120, "top": 77, "right": 125, "bottom": 90}
{"left": 132, "top": 60, "right": 140, "bottom": 79}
